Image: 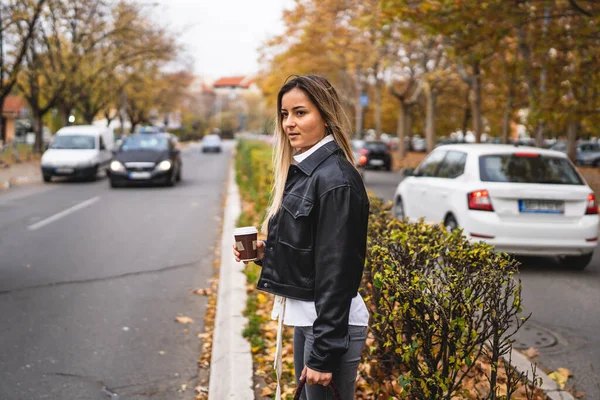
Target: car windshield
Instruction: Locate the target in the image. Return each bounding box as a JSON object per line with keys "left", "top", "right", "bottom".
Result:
{"left": 551, "top": 142, "right": 566, "bottom": 151}
{"left": 203, "top": 135, "right": 220, "bottom": 143}
{"left": 364, "top": 142, "right": 387, "bottom": 152}
{"left": 121, "top": 135, "right": 169, "bottom": 151}
{"left": 50, "top": 135, "right": 96, "bottom": 150}
{"left": 479, "top": 154, "right": 583, "bottom": 185}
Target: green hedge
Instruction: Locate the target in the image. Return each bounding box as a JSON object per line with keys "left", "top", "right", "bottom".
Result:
{"left": 235, "top": 139, "right": 273, "bottom": 228}
{"left": 361, "top": 198, "right": 538, "bottom": 399}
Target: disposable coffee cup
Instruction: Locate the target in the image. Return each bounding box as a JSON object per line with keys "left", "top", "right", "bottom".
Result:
{"left": 234, "top": 226, "right": 259, "bottom": 261}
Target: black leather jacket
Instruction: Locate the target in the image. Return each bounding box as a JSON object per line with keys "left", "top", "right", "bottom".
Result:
{"left": 256, "top": 139, "right": 369, "bottom": 372}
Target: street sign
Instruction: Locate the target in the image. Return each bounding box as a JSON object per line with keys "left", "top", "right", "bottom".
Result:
{"left": 360, "top": 94, "right": 369, "bottom": 107}
{"left": 360, "top": 93, "right": 369, "bottom": 107}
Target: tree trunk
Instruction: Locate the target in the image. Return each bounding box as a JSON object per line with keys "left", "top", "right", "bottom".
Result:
{"left": 425, "top": 87, "right": 437, "bottom": 152}
{"left": 84, "top": 113, "right": 95, "bottom": 124}
{"left": 375, "top": 78, "right": 382, "bottom": 137}
{"left": 566, "top": 118, "right": 577, "bottom": 162}
{"left": 471, "top": 61, "right": 483, "bottom": 143}
{"left": 397, "top": 102, "right": 406, "bottom": 159}
{"left": 462, "top": 91, "right": 471, "bottom": 141}
{"left": 0, "top": 98, "right": 5, "bottom": 145}
{"left": 406, "top": 111, "right": 414, "bottom": 150}
{"left": 502, "top": 88, "right": 513, "bottom": 144}
{"left": 60, "top": 104, "right": 71, "bottom": 127}
{"left": 354, "top": 67, "right": 363, "bottom": 137}
{"left": 33, "top": 109, "right": 44, "bottom": 154}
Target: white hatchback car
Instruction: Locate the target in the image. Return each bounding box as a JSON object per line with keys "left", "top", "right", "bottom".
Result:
{"left": 393, "top": 144, "right": 599, "bottom": 270}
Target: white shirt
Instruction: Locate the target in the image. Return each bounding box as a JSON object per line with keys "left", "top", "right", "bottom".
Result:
{"left": 274, "top": 134, "right": 369, "bottom": 327}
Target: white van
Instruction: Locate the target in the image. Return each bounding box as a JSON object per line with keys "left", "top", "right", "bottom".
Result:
{"left": 41, "top": 125, "right": 115, "bottom": 182}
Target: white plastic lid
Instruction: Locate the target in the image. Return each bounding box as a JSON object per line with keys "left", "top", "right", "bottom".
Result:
{"left": 234, "top": 226, "right": 258, "bottom": 235}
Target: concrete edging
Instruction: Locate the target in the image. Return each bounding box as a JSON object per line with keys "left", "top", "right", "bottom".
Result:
{"left": 509, "top": 349, "right": 575, "bottom": 400}
{"left": 208, "top": 165, "right": 254, "bottom": 400}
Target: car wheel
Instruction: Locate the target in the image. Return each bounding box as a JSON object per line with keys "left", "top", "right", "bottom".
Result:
{"left": 88, "top": 165, "right": 98, "bottom": 182}
{"left": 559, "top": 253, "right": 593, "bottom": 270}
{"left": 43, "top": 175, "right": 52, "bottom": 183}
{"left": 176, "top": 168, "right": 182, "bottom": 182}
{"left": 394, "top": 197, "right": 405, "bottom": 219}
{"left": 110, "top": 179, "right": 119, "bottom": 188}
{"left": 385, "top": 163, "right": 392, "bottom": 171}
{"left": 166, "top": 171, "right": 176, "bottom": 187}
{"left": 593, "top": 159, "right": 600, "bottom": 168}
{"left": 444, "top": 214, "right": 459, "bottom": 232}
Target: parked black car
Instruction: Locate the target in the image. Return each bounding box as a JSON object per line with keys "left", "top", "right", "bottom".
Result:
{"left": 109, "top": 133, "right": 182, "bottom": 187}
{"left": 360, "top": 140, "right": 392, "bottom": 171}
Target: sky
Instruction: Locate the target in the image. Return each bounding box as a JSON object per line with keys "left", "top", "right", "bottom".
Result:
{"left": 149, "top": 0, "right": 295, "bottom": 80}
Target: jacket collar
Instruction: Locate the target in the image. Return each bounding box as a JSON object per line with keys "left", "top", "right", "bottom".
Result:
{"left": 295, "top": 139, "right": 340, "bottom": 176}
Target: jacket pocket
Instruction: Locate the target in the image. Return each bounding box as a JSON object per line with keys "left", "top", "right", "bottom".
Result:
{"left": 279, "top": 194, "right": 314, "bottom": 251}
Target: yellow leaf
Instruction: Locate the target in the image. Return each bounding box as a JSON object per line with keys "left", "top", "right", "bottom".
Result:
{"left": 261, "top": 386, "right": 274, "bottom": 396}
{"left": 548, "top": 368, "right": 571, "bottom": 389}
{"left": 175, "top": 316, "right": 194, "bottom": 324}
{"left": 523, "top": 347, "right": 539, "bottom": 358}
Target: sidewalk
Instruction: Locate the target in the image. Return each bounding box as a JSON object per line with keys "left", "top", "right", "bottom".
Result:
{"left": 0, "top": 160, "right": 42, "bottom": 190}
{"left": 209, "top": 165, "right": 254, "bottom": 399}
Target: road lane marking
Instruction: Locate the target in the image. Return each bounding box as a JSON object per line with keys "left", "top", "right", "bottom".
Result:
{"left": 28, "top": 196, "right": 100, "bottom": 231}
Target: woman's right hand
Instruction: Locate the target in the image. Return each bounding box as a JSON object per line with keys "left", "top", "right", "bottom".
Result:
{"left": 233, "top": 240, "right": 265, "bottom": 264}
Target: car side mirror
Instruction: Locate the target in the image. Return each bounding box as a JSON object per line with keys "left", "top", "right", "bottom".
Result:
{"left": 403, "top": 167, "right": 415, "bottom": 177}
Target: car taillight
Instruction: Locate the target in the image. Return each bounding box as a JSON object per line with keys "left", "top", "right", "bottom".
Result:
{"left": 586, "top": 193, "right": 598, "bottom": 215}
{"left": 468, "top": 190, "right": 494, "bottom": 212}
{"left": 360, "top": 148, "right": 369, "bottom": 156}
{"left": 358, "top": 155, "right": 368, "bottom": 166}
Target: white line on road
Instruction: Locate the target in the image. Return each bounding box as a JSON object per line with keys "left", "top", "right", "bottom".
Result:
{"left": 28, "top": 196, "right": 100, "bottom": 231}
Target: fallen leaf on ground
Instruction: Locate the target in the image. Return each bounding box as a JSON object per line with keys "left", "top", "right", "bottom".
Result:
{"left": 190, "top": 288, "right": 213, "bottom": 296}
{"left": 195, "top": 385, "right": 208, "bottom": 394}
{"left": 548, "top": 367, "right": 571, "bottom": 389}
{"left": 261, "top": 386, "right": 274, "bottom": 396}
{"left": 175, "top": 316, "right": 194, "bottom": 324}
{"left": 523, "top": 347, "right": 539, "bottom": 358}
{"left": 179, "top": 384, "right": 188, "bottom": 392}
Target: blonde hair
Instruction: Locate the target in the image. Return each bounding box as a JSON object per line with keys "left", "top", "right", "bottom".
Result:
{"left": 261, "top": 75, "right": 355, "bottom": 234}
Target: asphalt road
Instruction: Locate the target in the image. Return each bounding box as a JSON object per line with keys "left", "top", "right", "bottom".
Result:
{"left": 365, "top": 168, "right": 600, "bottom": 399}
{"left": 0, "top": 141, "right": 233, "bottom": 400}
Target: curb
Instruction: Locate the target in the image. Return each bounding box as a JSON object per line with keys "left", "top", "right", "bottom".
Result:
{"left": 208, "top": 165, "right": 254, "bottom": 400}
{"left": 509, "top": 349, "right": 575, "bottom": 400}
{"left": 1, "top": 176, "right": 40, "bottom": 190}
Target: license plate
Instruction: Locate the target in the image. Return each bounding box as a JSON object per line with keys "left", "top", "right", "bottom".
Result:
{"left": 369, "top": 159, "right": 384, "bottom": 166}
{"left": 55, "top": 168, "right": 74, "bottom": 174}
{"left": 129, "top": 172, "right": 152, "bottom": 180}
{"left": 519, "top": 199, "right": 564, "bottom": 214}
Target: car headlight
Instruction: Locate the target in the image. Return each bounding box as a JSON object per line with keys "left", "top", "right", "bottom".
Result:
{"left": 110, "top": 160, "right": 125, "bottom": 172}
{"left": 156, "top": 160, "right": 172, "bottom": 171}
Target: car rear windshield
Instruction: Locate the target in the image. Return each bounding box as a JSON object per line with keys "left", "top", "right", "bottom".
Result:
{"left": 121, "top": 136, "right": 169, "bottom": 151}
{"left": 364, "top": 142, "right": 388, "bottom": 152}
{"left": 479, "top": 154, "right": 584, "bottom": 185}
{"left": 50, "top": 135, "right": 95, "bottom": 150}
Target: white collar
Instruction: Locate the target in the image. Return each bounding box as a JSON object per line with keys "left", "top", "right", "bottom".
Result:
{"left": 293, "top": 135, "right": 335, "bottom": 164}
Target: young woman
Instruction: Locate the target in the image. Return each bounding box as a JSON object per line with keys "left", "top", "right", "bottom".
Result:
{"left": 234, "top": 75, "right": 369, "bottom": 400}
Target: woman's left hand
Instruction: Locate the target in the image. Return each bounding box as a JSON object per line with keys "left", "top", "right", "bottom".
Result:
{"left": 301, "top": 365, "right": 332, "bottom": 387}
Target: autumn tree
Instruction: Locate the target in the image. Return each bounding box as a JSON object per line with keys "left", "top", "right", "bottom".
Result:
{"left": 0, "top": 0, "right": 46, "bottom": 140}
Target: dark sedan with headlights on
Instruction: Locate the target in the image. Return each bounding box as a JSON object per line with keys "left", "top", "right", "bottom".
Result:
{"left": 109, "top": 133, "right": 182, "bottom": 187}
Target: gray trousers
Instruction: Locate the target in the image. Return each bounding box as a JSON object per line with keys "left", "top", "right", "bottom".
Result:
{"left": 293, "top": 325, "right": 367, "bottom": 400}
